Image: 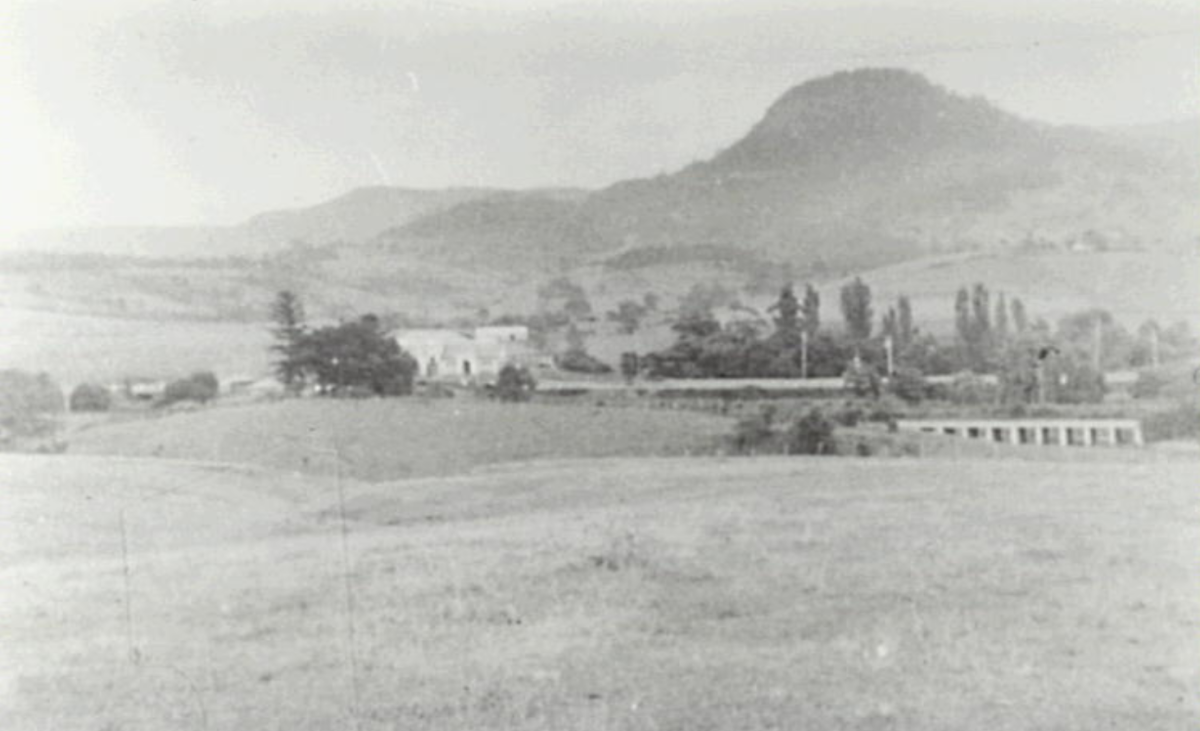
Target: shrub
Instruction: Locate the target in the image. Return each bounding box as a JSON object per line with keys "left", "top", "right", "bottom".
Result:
{"left": 832, "top": 401, "right": 864, "bottom": 427}
{"left": 1130, "top": 368, "right": 1177, "bottom": 400}
{"left": 69, "top": 383, "right": 112, "bottom": 412}
{"left": 495, "top": 364, "right": 536, "bottom": 402}
{"left": 731, "top": 405, "right": 777, "bottom": 454}
{"left": 947, "top": 371, "right": 992, "bottom": 405}
{"left": 1142, "top": 401, "right": 1200, "bottom": 442}
{"left": 0, "top": 370, "right": 64, "bottom": 437}
{"left": 843, "top": 361, "right": 882, "bottom": 398}
{"left": 888, "top": 366, "right": 929, "bottom": 403}
{"left": 161, "top": 371, "right": 219, "bottom": 406}
{"left": 188, "top": 371, "right": 219, "bottom": 402}
{"left": 785, "top": 409, "right": 836, "bottom": 455}
{"left": 556, "top": 349, "right": 613, "bottom": 374}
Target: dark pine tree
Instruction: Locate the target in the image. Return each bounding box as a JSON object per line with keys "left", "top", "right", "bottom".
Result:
{"left": 839, "top": 277, "right": 873, "bottom": 342}
{"left": 270, "top": 290, "right": 307, "bottom": 393}
{"left": 801, "top": 283, "right": 821, "bottom": 337}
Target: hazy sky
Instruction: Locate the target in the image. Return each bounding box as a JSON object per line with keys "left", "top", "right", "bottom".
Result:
{"left": 1, "top": 0, "right": 1196, "bottom": 231}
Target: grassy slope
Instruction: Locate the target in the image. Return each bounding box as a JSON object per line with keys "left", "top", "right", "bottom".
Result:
{"left": 67, "top": 399, "right": 733, "bottom": 480}
{"left": 1, "top": 454, "right": 1196, "bottom": 730}
{"left": 0, "top": 307, "right": 272, "bottom": 386}
{"left": 817, "top": 250, "right": 1200, "bottom": 333}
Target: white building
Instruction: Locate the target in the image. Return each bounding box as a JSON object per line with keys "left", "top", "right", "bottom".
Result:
{"left": 396, "top": 326, "right": 536, "bottom": 382}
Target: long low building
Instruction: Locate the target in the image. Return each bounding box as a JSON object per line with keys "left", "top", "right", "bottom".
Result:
{"left": 896, "top": 418, "right": 1144, "bottom": 447}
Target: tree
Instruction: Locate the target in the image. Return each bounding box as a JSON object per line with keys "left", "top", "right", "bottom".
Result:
{"left": 0, "top": 370, "right": 64, "bottom": 437}
{"left": 785, "top": 409, "right": 836, "bottom": 455}
{"left": 190, "top": 371, "right": 219, "bottom": 401}
{"left": 880, "top": 306, "right": 898, "bottom": 345}
{"left": 971, "top": 283, "right": 992, "bottom": 354}
{"left": 732, "top": 405, "right": 777, "bottom": 454}
{"left": 994, "top": 292, "right": 1010, "bottom": 347}
{"left": 70, "top": 383, "right": 112, "bottom": 412}
{"left": 954, "top": 287, "right": 972, "bottom": 352}
{"left": 565, "top": 322, "right": 588, "bottom": 353}
{"left": 495, "top": 364, "right": 536, "bottom": 402}
{"left": 270, "top": 290, "right": 308, "bottom": 393}
{"left": 557, "top": 349, "right": 613, "bottom": 374}
{"left": 839, "top": 277, "right": 873, "bottom": 341}
{"left": 888, "top": 366, "right": 929, "bottom": 404}
{"left": 1054, "top": 309, "right": 1134, "bottom": 372}
{"left": 997, "top": 345, "right": 1040, "bottom": 406}
{"left": 769, "top": 284, "right": 801, "bottom": 337}
{"left": 954, "top": 283, "right": 995, "bottom": 372}
{"left": 607, "top": 300, "right": 647, "bottom": 334}
{"left": 160, "top": 371, "right": 220, "bottom": 406}
{"left": 843, "top": 355, "right": 881, "bottom": 398}
{"left": 299, "top": 315, "right": 418, "bottom": 396}
{"left": 1011, "top": 297, "right": 1028, "bottom": 333}
{"left": 896, "top": 296, "right": 915, "bottom": 351}
{"left": 801, "top": 284, "right": 820, "bottom": 337}
{"left": 538, "top": 277, "right": 592, "bottom": 320}
{"left": 619, "top": 352, "right": 640, "bottom": 383}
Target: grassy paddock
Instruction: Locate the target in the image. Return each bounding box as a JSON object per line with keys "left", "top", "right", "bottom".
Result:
{"left": 1, "top": 454, "right": 1196, "bottom": 730}
{"left": 67, "top": 398, "right": 733, "bottom": 480}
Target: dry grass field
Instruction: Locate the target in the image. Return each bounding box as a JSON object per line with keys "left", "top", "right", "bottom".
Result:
{"left": 67, "top": 399, "right": 733, "bottom": 480}
{"left": 2, "top": 452, "right": 1197, "bottom": 730}
{"left": 0, "top": 307, "right": 271, "bottom": 386}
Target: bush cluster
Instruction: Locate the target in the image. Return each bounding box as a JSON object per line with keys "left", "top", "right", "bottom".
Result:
{"left": 730, "top": 406, "right": 836, "bottom": 456}
{"left": 69, "top": 382, "right": 112, "bottom": 412}
{"left": 161, "top": 371, "right": 219, "bottom": 406}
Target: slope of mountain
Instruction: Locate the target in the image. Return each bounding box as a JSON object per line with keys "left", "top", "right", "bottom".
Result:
{"left": 241, "top": 186, "right": 498, "bottom": 248}
{"left": 378, "top": 69, "right": 1197, "bottom": 276}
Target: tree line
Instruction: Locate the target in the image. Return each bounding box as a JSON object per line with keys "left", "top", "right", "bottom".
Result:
{"left": 634, "top": 277, "right": 1195, "bottom": 405}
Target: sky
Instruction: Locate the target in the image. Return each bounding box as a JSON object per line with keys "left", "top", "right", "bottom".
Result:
{"left": 1, "top": 0, "right": 1197, "bottom": 231}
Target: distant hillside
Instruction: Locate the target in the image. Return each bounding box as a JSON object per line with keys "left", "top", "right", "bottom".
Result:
{"left": 373, "top": 189, "right": 600, "bottom": 270}
{"left": 1, "top": 187, "right": 502, "bottom": 258}
{"left": 241, "top": 186, "right": 498, "bottom": 247}
{"left": 378, "top": 69, "right": 1198, "bottom": 276}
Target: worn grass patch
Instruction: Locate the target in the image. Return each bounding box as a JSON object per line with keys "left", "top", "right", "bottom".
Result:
{"left": 2, "top": 455, "right": 1197, "bottom": 730}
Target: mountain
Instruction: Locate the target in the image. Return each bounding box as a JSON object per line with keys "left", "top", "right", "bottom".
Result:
{"left": 378, "top": 69, "right": 1198, "bottom": 276}
{"left": 4, "top": 69, "right": 1196, "bottom": 329}
{"left": 1, "top": 187, "right": 501, "bottom": 258}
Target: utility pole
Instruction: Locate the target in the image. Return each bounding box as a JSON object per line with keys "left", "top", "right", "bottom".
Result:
{"left": 884, "top": 335, "right": 895, "bottom": 376}
{"left": 800, "top": 329, "right": 809, "bottom": 379}
{"left": 1036, "top": 358, "right": 1046, "bottom": 406}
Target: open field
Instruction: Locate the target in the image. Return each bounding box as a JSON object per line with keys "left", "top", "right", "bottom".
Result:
{"left": 67, "top": 399, "right": 733, "bottom": 480}
{"left": 1, "top": 453, "right": 1197, "bottom": 730}
{"left": 0, "top": 307, "right": 271, "bottom": 386}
